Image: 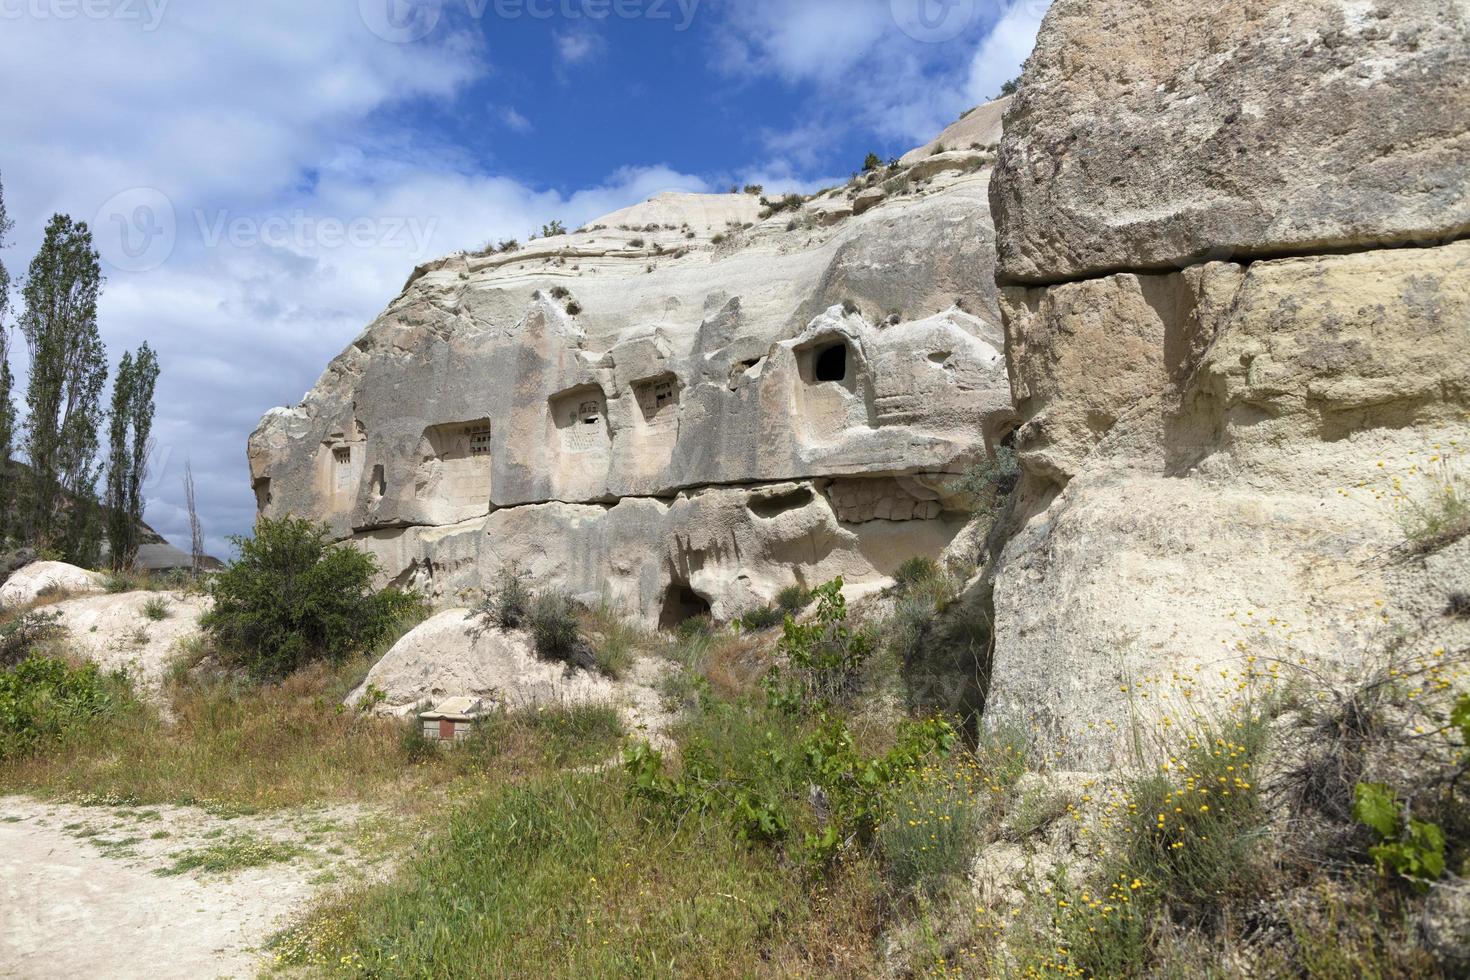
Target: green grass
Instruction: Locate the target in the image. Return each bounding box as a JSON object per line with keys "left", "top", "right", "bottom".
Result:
{"left": 141, "top": 596, "right": 171, "bottom": 621}
{"left": 157, "top": 833, "right": 300, "bottom": 876}
{"left": 272, "top": 769, "right": 884, "bottom": 977}
{"left": 1397, "top": 463, "right": 1470, "bottom": 555}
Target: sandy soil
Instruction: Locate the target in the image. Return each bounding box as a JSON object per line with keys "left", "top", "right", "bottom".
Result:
{"left": 0, "top": 795, "right": 377, "bottom": 979}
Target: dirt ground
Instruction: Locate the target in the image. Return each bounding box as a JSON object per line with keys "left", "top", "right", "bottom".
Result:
{"left": 0, "top": 795, "right": 378, "bottom": 979}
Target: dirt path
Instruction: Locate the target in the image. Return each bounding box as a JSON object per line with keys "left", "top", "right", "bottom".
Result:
{"left": 0, "top": 795, "right": 377, "bottom": 979}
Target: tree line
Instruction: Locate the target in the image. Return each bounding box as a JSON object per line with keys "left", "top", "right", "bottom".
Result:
{"left": 0, "top": 173, "right": 159, "bottom": 571}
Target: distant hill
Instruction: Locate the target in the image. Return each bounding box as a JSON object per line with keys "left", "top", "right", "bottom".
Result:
{"left": 0, "top": 459, "right": 221, "bottom": 571}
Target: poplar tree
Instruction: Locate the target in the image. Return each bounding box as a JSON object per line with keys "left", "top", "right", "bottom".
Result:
{"left": 105, "top": 343, "right": 159, "bottom": 570}
{"left": 20, "top": 214, "right": 107, "bottom": 564}
{"left": 0, "top": 175, "right": 15, "bottom": 542}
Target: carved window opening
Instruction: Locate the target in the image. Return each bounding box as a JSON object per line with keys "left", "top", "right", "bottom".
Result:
{"left": 814, "top": 343, "right": 848, "bottom": 383}
{"left": 552, "top": 387, "right": 611, "bottom": 454}
{"left": 253, "top": 478, "right": 272, "bottom": 510}
{"left": 333, "top": 446, "right": 353, "bottom": 491}
{"left": 635, "top": 374, "right": 680, "bottom": 425}
{"left": 469, "top": 426, "right": 492, "bottom": 455}
{"left": 416, "top": 420, "right": 493, "bottom": 515}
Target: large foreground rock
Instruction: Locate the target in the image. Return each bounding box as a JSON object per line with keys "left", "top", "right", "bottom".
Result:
{"left": 992, "top": 0, "right": 1470, "bottom": 283}
{"left": 985, "top": 0, "right": 1470, "bottom": 765}
{"left": 0, "top": 561, "right": 105, "bottom": 610}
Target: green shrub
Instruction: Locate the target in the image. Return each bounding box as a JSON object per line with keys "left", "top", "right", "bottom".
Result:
{"left": 527, "top": 590, "right": 593, "bottom": 670}
{"left": 1396, "top": 463, "right": 1469, "bottom": 555}
{"left": 762, "top": 578, "right": 876, "bottom": 713}
{"left": 675, "top": 613, "right": 714, "bottom": 643}
{"left": 894, "top": 556, "right": 940, "bottom": 592}
{"left": 0, "top": 611, "right": 65, "bottom": 667}
{"left": 0, "top": 656, "right": 118, "bottom": 759}
{"left": 957, "top": 446, "right": 1019, "bottom": 512}
{"left": 201, "top": 517, "right": 427, "bottom": 681}
{"left": 142, "top": 596, "right": 171, "bottom": 621}
{"left": 776, "top": 584, "right": 810, "bottom": 614}
{"left": 479, "top": 562, "right": 531, "bottom": 630}
{"left": 1114, "top": 713, "right": 1271, "bottom": 917}
{"left": 888, "top": 589, "right": 987, "bottom": 737}
{"left": 878, "top": 754, "right": 984, "bottom": 896}
{"left": 862, "top": 152, "right": 882, "bottom": 172}
{"left": 1354, "top": 782, "right": 1446, "bottom": 890}
{"left": 739, "top": 605, "right": 783, "bottom": 632}
{"left": 628, "top": 703, "right": 955, "bottom": 866}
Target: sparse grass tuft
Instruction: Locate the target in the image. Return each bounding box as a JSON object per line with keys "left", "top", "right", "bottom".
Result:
{"left": 142, "top": 596, "right": 171, "bottom": 621}
{"left": 157, "top": 833, "right": 300, "bottom": 876}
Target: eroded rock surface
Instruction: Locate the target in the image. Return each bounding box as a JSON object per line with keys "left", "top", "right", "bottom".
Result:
{"left": 986, "top": 0, "right": 1470, "bottom": 765}
{"left": 251, "top": 122, "right": 1016, "bottom": 622}
{"left": 992, "top": 0, "right": 1470, "bottom": 284}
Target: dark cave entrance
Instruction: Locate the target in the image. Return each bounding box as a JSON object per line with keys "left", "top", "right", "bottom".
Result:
{"left": 813, "top": 342, "right": 849, "bottom": 383}
{"left": 659, "top": 584, "right": 712, "bottom": 631}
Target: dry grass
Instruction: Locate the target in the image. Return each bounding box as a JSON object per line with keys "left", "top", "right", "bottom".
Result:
{"left": 0, "top": 657, "right": 625, "bottom": 813}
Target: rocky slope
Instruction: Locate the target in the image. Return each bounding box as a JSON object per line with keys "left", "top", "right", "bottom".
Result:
{"left": 250, "top": 118, "right": 1016, "bottom": 624}
{"left": 984, "top": 0, "right": 1470, "bottom": 766}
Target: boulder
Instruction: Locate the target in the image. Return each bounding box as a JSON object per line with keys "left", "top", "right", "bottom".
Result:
{"left": 45, "top": 591, "right": 211, "bottom": 695}
{"left": 346, "top": 609, "right": 621, "bottom": 716}
{"left": 0, "top": 548, "right": 37, "bottom": 586}
{"left": 992, "top": 0, "right": 1470, "bottom": 283}
{"left": 0, "top": 561, "right": 105, "bottom": 610}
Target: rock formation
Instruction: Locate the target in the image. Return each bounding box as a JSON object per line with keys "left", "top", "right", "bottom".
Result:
{"left": 250, "top": 120, "right": 1017, "bottom": 623}
{"left": 0, "top": 561, "right": 104, "bottom": 610}
{"left": 985, "top": 0, "right": 1470, "bottom": 765}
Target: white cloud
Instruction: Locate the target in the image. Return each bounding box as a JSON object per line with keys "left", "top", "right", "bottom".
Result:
{"left": 555, "top": 27, "right": 604, "bottom": 65}
{"left": 965, "top": 1, "right": 1050, "bottom": 104}
{"left": 712, "top": 0, "right": 1050, "bottom": 165}
{"left": 0, "top": 1, "right": 707, "bottom": 559}
{"left": 501, "top": 107, "right": 533, "bottom": 133}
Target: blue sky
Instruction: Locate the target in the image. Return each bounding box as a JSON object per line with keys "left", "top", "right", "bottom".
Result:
{"left": 0, "top": 0, "right": 1048, "bottom": 558}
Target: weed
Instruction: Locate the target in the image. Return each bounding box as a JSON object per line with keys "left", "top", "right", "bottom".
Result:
{"left": 878, "top": 754, "right": 984, "bottom": 896}
{"left": 157, "top": 833, "right": 300, "bottom": 876}
{"left": 0, "top": 611, "right": 66, "bottom": 667}
{"left": 776, "top": 584, "right": 810, "bottom": 615}
{"left": 762, "top": 578, "right": 876, "bottom": 713}
{"left": 142, "top": 596, "right": 171, "bottom": 621}
{"left": 477, "top": 561, "right": 532, "bottom": 630}
{"left": 527, "top": 590, "right": 594, "bottom": 671}
{"left": 738, "top": 605, "right": 784, "bottom": 632}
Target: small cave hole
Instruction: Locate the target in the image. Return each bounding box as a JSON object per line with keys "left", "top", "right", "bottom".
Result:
{"left": 749, "top": 486, "right": 815, "bottom": 519}
{"left": 814, "top": 343, "right": 849, "bottom": 383}
{"left": 371, "top": 465, "right": 386, "bottom": 498}
{"left": 659, "top": 585, "right": 712, "bottom": 631}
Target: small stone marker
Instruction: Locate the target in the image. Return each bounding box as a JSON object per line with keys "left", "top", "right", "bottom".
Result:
{"left": 419, "top": 697, "right": 486, "bottom": 744}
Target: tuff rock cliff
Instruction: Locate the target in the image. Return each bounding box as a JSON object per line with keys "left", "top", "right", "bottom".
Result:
{"left": 249, "top": 109, "right": 1017, "bottom": 626}
{"left": 982, "top": 0, "right": 1470, "bottom": 765}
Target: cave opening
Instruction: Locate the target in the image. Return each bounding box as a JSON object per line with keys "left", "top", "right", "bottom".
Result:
{"left": 659, "top": 584, "right": 712, "bottom": 631}
{"left": 813, "top": 342, "right": 848, "bottom": 383}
